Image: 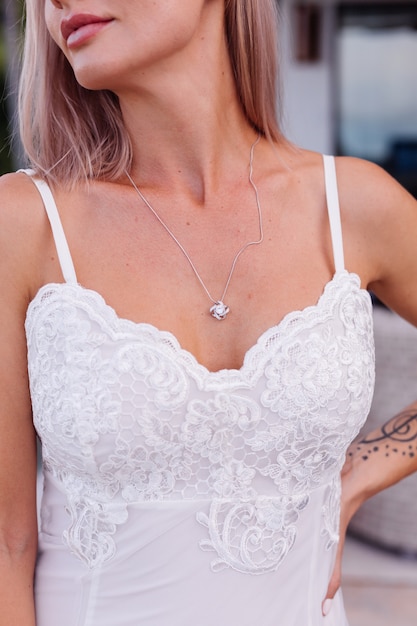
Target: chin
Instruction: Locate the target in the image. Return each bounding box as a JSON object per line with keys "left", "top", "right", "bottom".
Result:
{"left": 72, "top": 64, "right": 122, "bottom": 92}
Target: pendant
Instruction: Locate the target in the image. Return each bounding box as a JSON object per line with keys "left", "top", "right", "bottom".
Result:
{"left": 210, "top": 301, "right": 230, "bottom": 321}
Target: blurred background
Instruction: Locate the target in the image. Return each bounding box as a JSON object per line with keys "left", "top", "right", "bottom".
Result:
{"left": 279, "top": 0, "right": 417, "bottom": 198}
{"left": 0, "top": 0, "right": 23, "bottom": 173}
{"left": 0, "top": 1, "right": 416, "bottom": 624}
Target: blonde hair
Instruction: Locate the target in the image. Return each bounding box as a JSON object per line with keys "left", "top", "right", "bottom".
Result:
{"left": 19, "top": 0, "right": 282, "bottom": 185}
{"left": 225, "top": 0, "right": 282, "bottom": 143}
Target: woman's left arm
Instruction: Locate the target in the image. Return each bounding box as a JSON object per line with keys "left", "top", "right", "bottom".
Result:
{"left": 324, "top": 405, "right": 417, "bottom": 613}
{"left": 323, "top": 158, "right": 417, "bottom": 614}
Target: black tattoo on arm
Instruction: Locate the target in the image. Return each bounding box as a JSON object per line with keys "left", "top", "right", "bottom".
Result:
{"left": 348, "top": 409, "right": 417, "bottom": 461}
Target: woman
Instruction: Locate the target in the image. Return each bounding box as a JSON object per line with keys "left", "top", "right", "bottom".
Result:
{"left": 1, "top": 0, "right": 416, "bottom": 624}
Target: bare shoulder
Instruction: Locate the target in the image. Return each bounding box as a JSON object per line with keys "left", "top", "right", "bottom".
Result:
{"left": 0, "top": 170, "right": 46, "bottom": 233}
{"left": 334, "top": 155, "right": 413, "bottom": 210}
{"left": 0, "top": 171, "right": 51, "bottom": 301}
{"left": 334, "top": 155, "right": 417, "bottom": 258}
{"left": 284, "top": 148, "right": 408, "bottom": 203}
{"left": 334, "top": 156, "right": 417, "bottom": 319}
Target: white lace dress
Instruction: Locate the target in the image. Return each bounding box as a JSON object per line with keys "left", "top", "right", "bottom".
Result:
{"left": 25, "top": 157, "right": 375, "bottom": 626}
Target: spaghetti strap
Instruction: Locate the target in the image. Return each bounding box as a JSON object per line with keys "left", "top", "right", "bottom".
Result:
{"left": 322, "top": 155, "right": 345, "bottom": 274}
{"left": 19, "top": 169, "right": 77, "bottom": 284}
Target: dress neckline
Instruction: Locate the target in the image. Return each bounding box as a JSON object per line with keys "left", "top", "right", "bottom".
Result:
{"left": 26, "top": 271, "right": 371, "bottom": 379}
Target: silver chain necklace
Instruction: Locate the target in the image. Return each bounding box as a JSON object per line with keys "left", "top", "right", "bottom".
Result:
{"left": 125, "top": 134, "right": 264, "bottom": 320}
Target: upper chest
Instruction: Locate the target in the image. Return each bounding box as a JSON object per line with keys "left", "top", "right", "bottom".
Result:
{"left": 36, "top": 176, "right": 339, "bottom": 371}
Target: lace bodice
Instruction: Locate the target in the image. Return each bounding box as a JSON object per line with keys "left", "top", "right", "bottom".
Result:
{"left": 27, "top": 271, "right": 374, "bottom": 572}
{"left": 25, "top": 157, "right": 375, "bottom": 626}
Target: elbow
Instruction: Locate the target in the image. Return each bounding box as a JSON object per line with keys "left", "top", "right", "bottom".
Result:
{"left": 0, "top": 526, "right": 38, "bottom": 563}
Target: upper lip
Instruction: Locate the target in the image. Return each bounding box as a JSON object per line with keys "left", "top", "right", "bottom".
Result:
{"left": 61, "top": 13, "right": 112, "bottom": 42}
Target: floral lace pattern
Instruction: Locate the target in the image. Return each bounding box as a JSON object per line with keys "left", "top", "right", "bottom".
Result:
{"left": 197, "top": 495, "right": 309, "bottom": 574}
{"left": 321, "top": 476, "right": 342, "bottom": 550}
{"left": 26, "top": 272, "right": 374, "bottom": 571}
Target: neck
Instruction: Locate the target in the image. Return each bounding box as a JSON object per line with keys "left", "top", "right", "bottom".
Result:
{"left": 121, "top": 90, "right": 256, "bottom": 199}
{"left": 114, "top": 6, "right": 258, "bottom": 199}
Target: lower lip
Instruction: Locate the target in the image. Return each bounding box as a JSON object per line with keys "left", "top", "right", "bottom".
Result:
{"left": 67, "top": 20, "right": 113, "bottom": 49}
